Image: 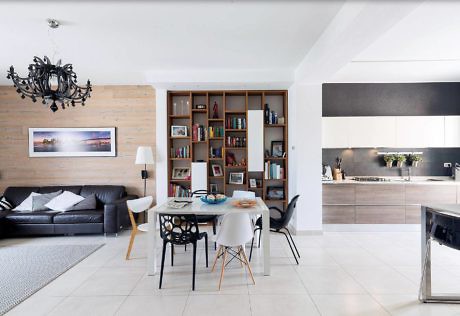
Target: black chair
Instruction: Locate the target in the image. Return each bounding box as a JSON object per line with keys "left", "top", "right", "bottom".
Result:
{"left": 249, "top": 195, "right": 301, "bottom": 264}
{"left": 191, "top": 190, "right": 218, "bottom": 250}
{"left": 158, "top": 213, "right": 208, "bottom": 291}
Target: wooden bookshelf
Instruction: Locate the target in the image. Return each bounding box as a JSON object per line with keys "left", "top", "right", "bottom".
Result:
{"left": 167, "top": 90, "right": 288, "bottom": 210}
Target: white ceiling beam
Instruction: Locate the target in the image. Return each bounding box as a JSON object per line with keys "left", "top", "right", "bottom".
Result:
{"left": 295, "top": 0, "right": 423, "bottom": 84}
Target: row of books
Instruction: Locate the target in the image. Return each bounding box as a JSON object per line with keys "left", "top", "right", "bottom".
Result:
{"left": 208, "top": 126, "right": 224, "bottom": 138}
{"left": 264, "top": 161, "right": 285, "bottom": 179}
{"left": 169, "top": 184, "right": 191, "bottom": 197}
{"left": 170, "top": 146, "right": 190, "bottom": 158}
{"left": 210, "top": 146, "right": 223, "bottom": 158}
{"left": 192, "top": 124, "right": 207, "bottom": 141}
{"left": 226, "top": 136, "right": 246, "bottom": 147}
{"left": 226, "top": 117, "right": 246, "bottom": 129}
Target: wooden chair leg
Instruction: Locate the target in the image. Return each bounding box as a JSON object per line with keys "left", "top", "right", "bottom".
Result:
{"left": 212, "top": 245, "right": 222, "bottom": 272}
{"left": 241, "top": 246, "right": 256, "bottom": 285}
{"left": 218, "top": 248, "right": 227, "bottom": 290}
{"left": 125, "top": 229, "right": 137, "bottom": 260}
{"left": 238, "top": 246, "right": 244, "bottom": 267}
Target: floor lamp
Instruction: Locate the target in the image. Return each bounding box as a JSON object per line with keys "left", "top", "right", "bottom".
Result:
{"left": 135, "top": 146, "right": 154, "bottom": 197}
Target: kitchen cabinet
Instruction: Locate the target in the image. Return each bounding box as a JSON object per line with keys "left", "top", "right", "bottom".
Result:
{"left": 355, "top": 184, "right": 404, "bottom": 205}
{"left": 322, "top": 117, "right": 350, "bottom": 148}
{"left": 445, "top": 116, "right": 460, "bottom": 147}
{"left": 355, "top": 205, "right": 406, "bottom": 224}
{"left": 322, "top": 184, "right": 355, "bottom": 204}
{"left": 396, "top": 116, "right": 444, "bottom": 148}
{"left": 323, "top": 205, "right": 355, "bottom": 224}
{"left": 348, "top": 117, "right": 396, "bottom": 148}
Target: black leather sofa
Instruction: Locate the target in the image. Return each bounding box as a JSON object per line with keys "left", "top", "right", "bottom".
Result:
{"left": 0, "top": 185, "right": 137, "bottom": 237}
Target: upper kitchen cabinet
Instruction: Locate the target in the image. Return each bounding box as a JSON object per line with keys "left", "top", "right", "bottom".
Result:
{"left": 395, "top": 116, "right": 444, "bottom": 148}
{"left": 348, "top": 117, "right": 396, "bottom": 148}
{"left": 445, "top": 116, "right": 460, "bottom": 147}
{"left": 322, "top": 117, "right": 350, "bottom": 148}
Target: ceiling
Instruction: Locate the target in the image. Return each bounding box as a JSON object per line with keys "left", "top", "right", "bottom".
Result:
{"left": 329, "top": 0, "right": 460, "bottom": 82}
{"left": 0, "top": 1, "right": 344, "bottom": 85}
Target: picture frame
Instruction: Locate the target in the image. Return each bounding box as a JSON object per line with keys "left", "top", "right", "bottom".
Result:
{"left": 249, "top": 178, "right": 257, "bottom": 188}
{"left": 266, "top": 186, "right": 284, "bottom": 200}
{"left": 229, "top": 172, "right": 244, "bottom": 185}
{"left": 211, "top": 164, "right": 223, "bottom": 177}
{"left": 171, "top": 125, "right": 188, "bottom": 137}
{"left": 271, "top": 141, "right": 284, "bottom": 158}
{"left": 210, "top": 183, "right": 218, "bottom": 193}
{"left": 28, "top": 127, "right": 116, "bottom": 157}
{"left": 172, "top": 167, "right": 191, "bottom": 180}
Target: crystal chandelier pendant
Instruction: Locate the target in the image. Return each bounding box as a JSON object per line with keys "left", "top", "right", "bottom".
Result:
{"left": 6, "top": 19, "right": 92, "bottom": 112}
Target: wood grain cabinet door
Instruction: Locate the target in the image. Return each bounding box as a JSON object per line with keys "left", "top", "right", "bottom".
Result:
{"left": 322, "top": 185, "right": 355, "bottom": 205}
{"left": 405, "top": 185, "right": 457, "bottom": 205}
{"left": 356, "top": 206, "right": 406, "bottom": 224}
{"left": 323, "top": 205, "right": 355, "bottom": 224}
{"left": 355, "top": 184, "right": 405, "bottom": 205}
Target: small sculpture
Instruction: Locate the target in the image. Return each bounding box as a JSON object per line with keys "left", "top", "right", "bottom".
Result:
{"left": 240, "top": 158, "right": 247, "bottom": 166}
{"left": 213, "top": 101, "right": 219, "bottom": 119}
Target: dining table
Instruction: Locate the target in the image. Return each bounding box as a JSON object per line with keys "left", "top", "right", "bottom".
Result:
{"left": 147, "top": 197, "right": 271, "bottom": 276}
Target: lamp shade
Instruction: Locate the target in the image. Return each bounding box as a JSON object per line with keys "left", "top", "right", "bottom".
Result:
{"left": 135, "top": 146, "right": 154, "bottom": 165}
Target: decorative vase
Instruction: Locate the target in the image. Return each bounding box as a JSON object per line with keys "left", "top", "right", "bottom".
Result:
{"left": 386, "top": 161, "right": 393, "bottom": 168}
{"left": 412, "top": 161, "right": 419, "bottom": 167}
{"left": 397, "top": 161, "right": 404, "bottom": 168}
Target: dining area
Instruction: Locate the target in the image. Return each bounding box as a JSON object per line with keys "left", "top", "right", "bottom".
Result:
{"left": 125, "top": 190, "right": 300, "bottom": 292}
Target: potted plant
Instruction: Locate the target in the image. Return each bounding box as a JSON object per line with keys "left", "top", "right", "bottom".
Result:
{"left": 408, "top": 154, "right": 423, "bottom": 167}
{"left": 395, "top": 154, "right": 406, "bottom": 168}
{"left": 383, "top": 154, "right": 395, "bottom": 168}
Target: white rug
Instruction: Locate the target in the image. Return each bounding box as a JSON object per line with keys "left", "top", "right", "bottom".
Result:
{"left": 0, "top": 244, "right": 103, "bottom": 315}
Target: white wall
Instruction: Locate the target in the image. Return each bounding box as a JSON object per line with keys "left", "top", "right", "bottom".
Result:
{"left": 291, "top": 84, "right": 323, "bottom": 232}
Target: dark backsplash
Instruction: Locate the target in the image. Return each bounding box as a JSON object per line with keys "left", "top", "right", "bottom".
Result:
{"left": 323, "top": 148, "right": 460, "bottom": 177}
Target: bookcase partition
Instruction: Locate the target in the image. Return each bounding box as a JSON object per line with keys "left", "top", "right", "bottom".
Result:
{"left": 167, "top": 90, "right": 289, "bottom": 210}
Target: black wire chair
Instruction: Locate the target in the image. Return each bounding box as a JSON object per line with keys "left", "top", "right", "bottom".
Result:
{"left": 249, "top": 195, "right": 301, "bottom": 264}
{"left": 158, "top": 213, "right": 208, "bottom": 291}
{"left": 191, "top": 190, "right": 218, "bottom": 250}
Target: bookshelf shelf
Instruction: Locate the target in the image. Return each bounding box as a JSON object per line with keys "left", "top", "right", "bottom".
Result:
{"left": 167, "top": 90, "right": 288, "bottom": 209}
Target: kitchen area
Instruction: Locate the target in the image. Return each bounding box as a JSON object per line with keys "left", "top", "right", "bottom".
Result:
{"left": 322, "top": 82, "right": 460, "bottom": 227}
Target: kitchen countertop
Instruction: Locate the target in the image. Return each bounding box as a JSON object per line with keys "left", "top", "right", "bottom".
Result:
{"left": 323, "top": 176, "right": 460, "bottom": 185}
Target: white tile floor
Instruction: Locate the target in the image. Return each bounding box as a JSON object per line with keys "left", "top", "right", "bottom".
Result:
{"left": 4, "top": 230, "right": 460, "bottom": 315}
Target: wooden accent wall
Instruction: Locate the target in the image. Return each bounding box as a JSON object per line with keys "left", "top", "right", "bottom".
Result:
{"left": 0, "top": 86, "right": 156, "bottom": 199}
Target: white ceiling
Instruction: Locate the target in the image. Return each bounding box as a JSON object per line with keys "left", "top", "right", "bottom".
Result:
{"left": 329, "top": 0, "right": 460, "bottom": 82}
{"left": 0, "top": 1, "right": 344, "bottom": 85}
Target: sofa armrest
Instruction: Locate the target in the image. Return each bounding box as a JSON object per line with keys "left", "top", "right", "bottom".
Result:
{"left": 103, "top": 195, "right": 138, "bottom": 234}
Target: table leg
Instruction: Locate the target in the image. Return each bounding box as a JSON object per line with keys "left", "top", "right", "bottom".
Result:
{"left": 262, "top": 209, "right": 270, "bottom": 276}
{"left": 420, "top": 206, "right": 431, "bottom": 300}
{"left": 147, "top": 209, "right": 157, "bottom": 275}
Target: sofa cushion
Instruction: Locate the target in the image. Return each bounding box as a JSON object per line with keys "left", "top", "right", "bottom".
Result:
{"left": 32, "top": 190, "right": 62, "bottom": 212}
{"left": 5, "top": 211, "right": 57, "bottom": 224}
{"left": 45, "top": 191, "right": 85, "bottom": 212}
{"left": 14, "top": 192, "right": 41, "bottom": 212}
{"left": 3, "top": 187, "right": 39, "bottom": 207}
{"left": 53, "top": 210, "right": 104, "bottom": 224}
{"left": 68, "top": 194, "right": 97, "bottom": 211}
{"left": 80, "top": 185, "right": 126, "bottom": 207}
{"left": 39, "top": 186, "right": 82, "bottom": 195}
{"left": 0, "top": 196, "right": 13, "bottom": 210}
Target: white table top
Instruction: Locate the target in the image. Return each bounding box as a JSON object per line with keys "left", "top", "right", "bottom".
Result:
{"left": 150, "top": 197, "right": 269, "bottom": 215}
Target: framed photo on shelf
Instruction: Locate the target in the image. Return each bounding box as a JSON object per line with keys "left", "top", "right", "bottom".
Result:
{"left": 211, "top": 164, "right": 223, "bottom": 177}
{"left": 229, "top": 172, "right": 244, "bottom": 185}
{"left": 172, "top": 167, "right": 191, "bottom": 180}
{"left": 210, "top": 183, "right": 218, "bottom": 193}
{"left": 266, "top": 186, "right": 284, "bottom": 200}
{"left": 271, "top": 141, "right": 284, "bottom": 157}
{"left": 171, "top": 126, "right": 188, "bottom": 137}
{"left": 249, "top": 178, "right": 257, "bottom": 188}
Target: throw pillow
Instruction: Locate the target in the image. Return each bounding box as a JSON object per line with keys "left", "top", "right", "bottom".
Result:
{"left": 68, "top": 194, "right": 97, "bottom": 211}
{"left": 0, "top": 196, "right": 13, "bottom": 211}
{"left": 13, "top": 192, "right": 41, "bottom": 212}
{"left": 45, "top": 191, "right": 85, "bottom": 212}
{"left": 32, "top": 190, "right": 62, "bottom": 212}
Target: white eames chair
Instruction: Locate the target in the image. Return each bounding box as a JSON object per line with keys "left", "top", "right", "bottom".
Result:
{"left": 125, "top": 196, "right": 154, "bottom": 260}
{"left": 212, "top": 212, "right": 256, "bottom": 290}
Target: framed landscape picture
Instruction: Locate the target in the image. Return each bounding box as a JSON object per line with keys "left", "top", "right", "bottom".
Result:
{"left": 29, "top": 127, "right": 116, "bottom": 157}
{"left": 229, "top": 172, "right": 244, "bottom": 185}
{"left": 172, "top": 167, "right": 191, "bottom": 180}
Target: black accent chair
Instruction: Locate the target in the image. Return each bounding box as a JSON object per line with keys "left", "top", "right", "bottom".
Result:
{"left": 158, "top": 213, "right": 208, "bottom": 291}
{"left": 249, "top": 195, "right": 301, "bottom": 264}
{"left": 191, "top": 190, "right": 218, "bottom": 250}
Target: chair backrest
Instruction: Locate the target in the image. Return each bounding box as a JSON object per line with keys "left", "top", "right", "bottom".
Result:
{"left": 280, "top": 195, "right": 300, "bottom": 228}
{"left": 158, "top": 213, "right": 201, "bottom": 245}
{"left": 191, "top": 190, "right": 209, "bottom": 197}
{"left": 127, "top": 196, "right": 153, "bottom": 213}
{"left": 216, "top": 213, "right": 253, "bottom": 247}
{"left": 232, "top": 190, "right": 255, "bottom": 199}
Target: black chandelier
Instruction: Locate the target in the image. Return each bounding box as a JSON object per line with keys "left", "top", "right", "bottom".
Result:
{"left": 7, "top": 56, "right": 92, "bottom": 112}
